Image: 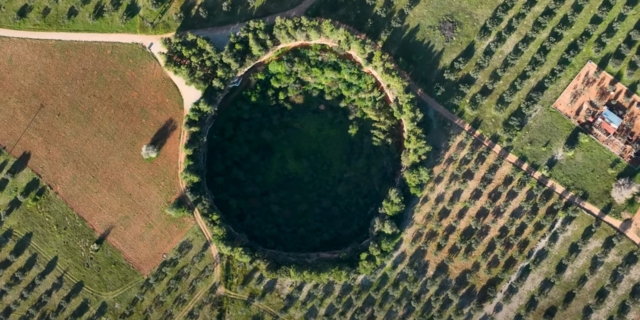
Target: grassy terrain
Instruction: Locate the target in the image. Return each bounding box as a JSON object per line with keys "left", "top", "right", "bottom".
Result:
{"left": 310, "top": 0, "right": 640, "bottom": 218}
{"left": 0, "top": 38, "right": 192, "bottom": 273}
{"left": 108, "top": 227, "right": 217, "bottom": 319}
{"left": 186, "top": 293, "right": 277, "bottom": 320}
{"left": 513, "top": 107, "right": 637, "bottom": 217}
{"left": 0, "top": 152, "right": 215, "bottom": 319}
{"left": 0, "top": 147, "right": 138, "bottom": 319}
{"left": 308, "top": 0, "right": 504, "bottom": 76}
{"left": 177, "top": 0, "right": 305, "bottom": 30}
{"left": 0, "top": 0, "right": 303, "bottom": 33}
{"left": 495, "top": 211, "right": 640, "bottom": 319}
{"left": 0, "top": 210, "right": 216, "bottom": 319}
{"left": 0, "top": 149, "right": 141, "bottom": 294}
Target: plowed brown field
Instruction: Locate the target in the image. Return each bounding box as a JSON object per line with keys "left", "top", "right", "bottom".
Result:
{"left": 0, "top": 38, "right": 193, "bottom": 274}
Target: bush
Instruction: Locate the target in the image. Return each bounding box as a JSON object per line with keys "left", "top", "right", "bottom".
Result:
{"left": 165, "top": 197, "right": 191, "bottom": 217}
{"left": 611, "top": 178, "right": 638, "bottom": 204}
{"left": 141, "top": 144, "right": 158, "bottom": 160}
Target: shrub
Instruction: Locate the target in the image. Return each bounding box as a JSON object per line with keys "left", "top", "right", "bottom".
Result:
{"left": 611, "top": 177, "right": 638, "bottom": 204}
{"left": 165, "top": 197, "right": 191, "bottom": 217}
{"left": 141, "top": 144, "right": 159, "bottom": 160}
{"left": 380, "top": 188, "right": 405, "bottom": 216}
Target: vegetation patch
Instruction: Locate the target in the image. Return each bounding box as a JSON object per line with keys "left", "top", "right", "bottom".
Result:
{"left": 166, "top": 17, "right": 431, "bottom": 278}
{"left": 0, "top": 149, "right": 140, "bottom": 293}
{"left": 439, "top": 19, "right": 457, "bottom": 42}
{"left": 0, "top": 38, "right": 192, "bottom": 274}
{"left": 206, "top": 47, "right": 402, "bottom": 252}
{"left": 0, "top": 188, "right": 214, "bottom": 320}
{"left": 214, "top": 123, "right": 640, "bottom": 319}
{"left": 310, "top": 0, "right": 640, "bottom": 221}
{"left": 513, "top": 107, "right": 635, "bottom": 217}
{"left": 0, "top": 0, "right": 304, "bottom": 33}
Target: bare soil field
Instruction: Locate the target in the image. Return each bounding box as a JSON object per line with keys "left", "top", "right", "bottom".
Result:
{"left": 0, "top": 37, "right": 192, "bottom": 274}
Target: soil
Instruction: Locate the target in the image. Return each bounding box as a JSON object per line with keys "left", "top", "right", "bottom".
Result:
{"left": 439, "top": 19, "right": 457, "bottom": 42}
{"left": 552, "top": 61, "right": 640, "bottom": 166}
{"left": 0, "top": 38, "right": 193, "bottom": 274}
{"left": 495, "top": 222, "right": 580, "bottom": 318}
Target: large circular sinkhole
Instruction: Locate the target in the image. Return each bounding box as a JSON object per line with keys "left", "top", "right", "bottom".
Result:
{"left": 205, "top": 46, "right": 402, "bottom": 253}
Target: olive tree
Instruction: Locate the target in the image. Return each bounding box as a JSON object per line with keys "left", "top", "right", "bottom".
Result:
{"left": 611, "top": 177, "right": 638, "bottom": 204}
{"left": 141, "top": 144, "right": 159, "bottom": 160}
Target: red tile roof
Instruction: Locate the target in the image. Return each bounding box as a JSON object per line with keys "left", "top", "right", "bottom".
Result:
{"left": 600, "top": 120, "right": 617, "bottom": 134}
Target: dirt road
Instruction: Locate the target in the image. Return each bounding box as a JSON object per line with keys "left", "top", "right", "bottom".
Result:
{"left": 409, "top": 84, "right": 640, "bottom": 244}
{"left": 1, "top": 3, "right": 639, "bottom": 316}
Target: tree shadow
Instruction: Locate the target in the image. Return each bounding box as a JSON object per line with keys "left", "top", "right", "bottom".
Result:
{"left": 16, "top": 252, "right": 38, "bottom": 275}
{"left": 16, "top": 3, "right": 33, "bottom": 20}
{"left": 41, "top": 256, "right": 59, "bottom": 278}
{"left": 122, "top": 0, "right": 141, "bottom": 21}
{"left": 91, "top": 1, "right": 106, "bottom": 20}
{"left": 53, "top": 281, "right": 84, "bottom": 316}
{"left": 7, "top": 151, "right": 31, "bottom": 176}
{"left": 110, "top": 0, "right": 123, "bottom": 10}
{"left": 0, "top": 232, "right": 32, "bottom": 270}
{"left": 94, "top": 225, "right": 114, "bottom": 248}
{"left": 67, "top": 5, "right": 79, "bottom": 20}
{"left": 148, "top": 118, "right": 177, "bottom": 152}
{"left": 0, "top": 160, "right": 8, "bottom": 174}
{"left": 260, "top": 278, "right": 278, "bottom": 298}
{"left": 0, "top": 229, "right": 13, "bottom": 251}
{"left": 21, "top": 177, "right": 40, "bottom": 199}
{"left": 69, "top": 299, "right": 91, "bottom": 319}
{"left": 40, "top": 6, "right": 52, "bottom": 19}
{"left": 620, "top": 219, "right": 633, "bottom": 232}
{"left": 88, "top": 301, "right": 108, "bottom": 319}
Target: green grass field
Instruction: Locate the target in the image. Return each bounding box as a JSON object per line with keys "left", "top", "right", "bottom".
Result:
{"left": 0, "top": 0, "right": 303, "bottom": 33}
{"left": 308, "top": 0, "right": 503, "bottom": 80}
{"left": 513, "top": 107, "right": 638, "bottom": 217}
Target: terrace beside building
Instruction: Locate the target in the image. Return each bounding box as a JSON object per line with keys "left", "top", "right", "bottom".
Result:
{"left": 552, "top": 61, "right": 640, "bottom": 167}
